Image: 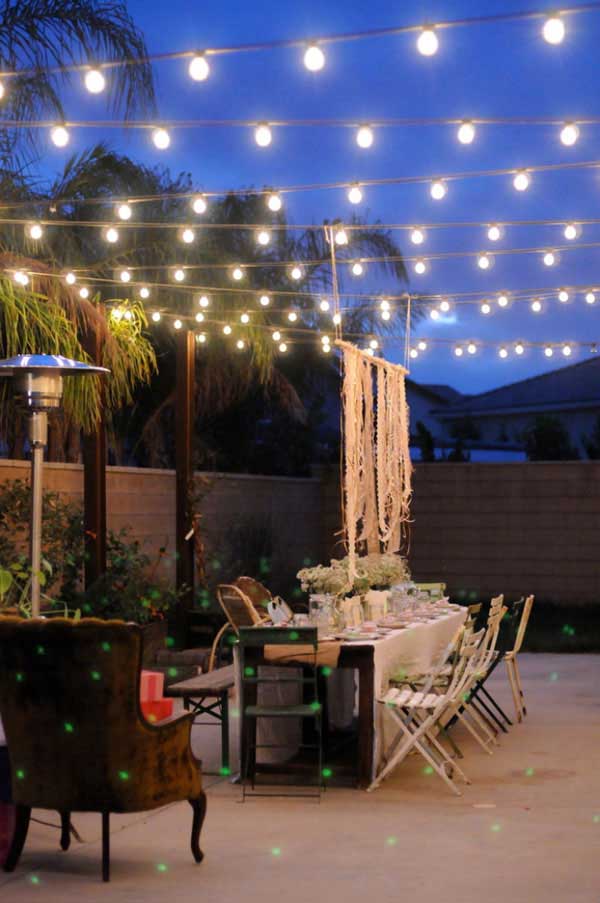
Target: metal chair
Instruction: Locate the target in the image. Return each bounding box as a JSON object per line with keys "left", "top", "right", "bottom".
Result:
{"left": 238, "top": 625, "right": 322, "bottom": 800}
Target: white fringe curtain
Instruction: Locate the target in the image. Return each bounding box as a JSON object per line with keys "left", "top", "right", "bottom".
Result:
{"left": 338, "top": 341, "right": 412, "bottom": 579}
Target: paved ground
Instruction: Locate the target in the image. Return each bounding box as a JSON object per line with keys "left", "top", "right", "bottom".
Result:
{"left": 1, "top": 654, "right": 599, "bottom": 903}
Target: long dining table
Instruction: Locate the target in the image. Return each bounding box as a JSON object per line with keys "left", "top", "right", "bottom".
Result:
{"left": 239, "top": 607, "right": 467, "bottom": 788}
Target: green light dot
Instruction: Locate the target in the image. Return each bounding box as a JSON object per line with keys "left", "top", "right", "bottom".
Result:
{"left": 36, "top": 645, "right": 45, "bottom": 655}
{"left": 16, "top": 768, "right": 25, "bottom": 780}
{"left": 310, "top": 701, "right": 321, "bottom": 712}
{"left": 29, "top": 875, "right": 40, "bottom": 885}
{"left": 289, "top": 630, "right": 299, "bottom": 641}
{"left": 15, "top": 672, "right": 24, "bottom": 683}
{"left": 321, "top": 666, "right": 332, "bottom": 677}
{"left": 423, "top": 765, "right": 434, "bottom": 776}
{"left": 165, "top": 636, "right": 175, "bottom": 648}
{"left": 230, "top": 707, "right": 240, "bottom": 718}
{"left": 302, "top": 557, "right": 312, "bottom": 567}
{"left": 168, "top": 667, "right": 178, "bottom": 678}
{"left": 227, "top": 634, "right": 237, "bottom": 645}
{"left": 592, "top": 814, "right": 600, "bottom": 824}
{"left": 156, "top": 863, "right": 168, "bottom": 873}
{"left": 200, "top": 599, "right": 210, "bottom": 609}
{"left": 385, "top": 836, "right": 398, "bottom": 847}
{"left": 291, "top": 587, "right": 302, "bottom": 598}
{"left": 491, "top": 823, "right": 502, "bottom": 833}
{"left": 118, "top": 770, "right": 130, "bottom": 781}
{"left": 549, "top": 672, "right": 559, "bottom": 682}
{"left": 64, "top": 722, "right": 74, "bottom": 734}
{"left": 219, "top": 766, "right": 231, "bottom": 776}
{"left": 91, "top": 670, "right": 101, "bottom": 681}
{"left": 524, "top": 767, "right": 535, "bottom": 777}
{"left": 101, "top": 641, "right": 111, "bottom": 652}
{"left": 271, "top": 847, "right": 281, "bottom": 857}
{"left": 322, "top": 767, "right": 332, "bottom": 779}
{"left": 244, "top": 666, "right": 255, "bottom": 677}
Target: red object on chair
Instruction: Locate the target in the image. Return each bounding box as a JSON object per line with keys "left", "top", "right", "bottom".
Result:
{"left": 140, "top": 699, "right": 174, "bottom": 723}
{"left": 140, "top": 670, "right": 164, "bottom": 702}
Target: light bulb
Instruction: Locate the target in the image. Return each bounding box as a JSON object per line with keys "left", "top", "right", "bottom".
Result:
{"left": 223, "top": 324, "right": 232, "bottom": 335}
{"left": 559, "top": 290, "right": 569, "bottom": 302}
{"left": 304, "top": 44, "right": 325, "bottom": 71}
{"left": 267, "top": 193, "right": 282, "bottom": 212}
{"left": 513, "top": 170, "right": 530, "bottom": 191}
{"left": 381, "top": 310, "right": 391, "bottom": 321}
{"left": 0, "top": 82, "right": 4, "bottom": 100}
{"left": 118, "top": 269, "right": 131, "bottom": 283}
{"left": 14, "top": 271, "right": 29, "bottom": 286}
{"left": 515, "top": 343, "right": 524, "bottom": 355}
{"left": 335, "top": 228, "right": 348, "bottom": 246}
{"left": 288, "top": 311, "right": 298, "bottom": 322}
{"left": 173, "top": 268, "right": 186, "bottom": 282}
{"left": 481, "top": 302, "right": 491, "bottom": 315}
{"left": 195, "top": 312, "right": 204, "bottom": 323}
{"left": 272, "top": 330, "right": 281, "bottom": 342}
{"left": 140, "top": 287, "right": 150, "bottom": 299}
{"left": 467, "top": 343, "right": 477, "bottom": 355}
{"left": 544, "top": 346, "right": 554, "bottom": 357}
{"left": 320, "top": 299, "right": 330, "bottom": 312}
{"left": 356, "top": 126, "right": 374, "bottom": 149}
{"left": 417, "top": 28, "right": 439, "bottom": 56}
{"left": 454, "top": 346, "right": 463, "bottom": 357}
{"left": 487, "top": 225, "right": 502, "bottom": 242}
{"left": 255, "top": 124, "right": 272, "bottom": 147}
{"left": 151, "top": 311, "right": 161, "bottom": 322}
{"left": 323, "top": 343, "right": 331, "bottom": 354}
{"left": 380, "top": 299, "right": 390, "bottom": 311}
{"left": 477, "top": 254, "right": 492, "bottom": 270}
{"left": 418, "top": 340, "right": 427, "bottom": 351}
{"left": 348, "top": 184, "right": 363, "bottom": 204}
{"left": 430, "top": 179, "right": 447, "bottom": 200}
{"left": 564, "top": 223, "right": 578, "bottom": 240}
{"left": 531, "top": 300, "right": 542, "bottom": 313}
{"left": 257, "top": 230, "right": 270, "bottom": 246}
{"left": 196, "top": 333, "right": 207, "bottom": 343}
{"left": 543, "top": 251, "right": 556, "bottom": 267}
{"left": 321, "top": 335, "right": 330, "bottom": 345}
{"left": 79, "top": 287, "right": 89, "bottom": 299}
{"left": 366, "top": 347, "right": 375, "bottom": 357}
{"left": 439, "top": 300, "right": 451, "bottom": 313}
{"left": 240, "top": 312, "right": 250, "bottom": 324}
{"left": 543, "top": 16, "right": 565, "bottom": 45}
{"left": 414, "top": 259, "right": 427, "bottom": 275}
{"left": 497, "top": 294, "right": 509, "bottom": 307}
{"left": 105, "top": 227, "right": 119, "bottom": 243}
{"left": 152, "top": 128, "right": 171, "bottom": 150}
{"left": 352, "top": 262, "right": 364, "bottom": 276}
{"left": 189, "top": 54, "right": 210, "bottom": 81}
{"left": 499, "top": 347, "right": 508, "bottom": 359}
{"left": 181, "top": 228, "right": 195, "bottom": 244}
{"left": 199, "top": 295, "right": 210, "bottom": 307}
{"left": 279, "top": 342, "right": 288, "bottom": 353}
{"left": 409, "top": 348, "right": 418, "bottom": 359}
{"left": 65, "top": 272, "right": 76, "bottom": 285}
{"left": 586, "top": 291, "right": 596, "bottom": 304}
{"left": 85, "top": 68, "right": 106, "bottom": 94}
{"left": 123, "top": 310, "right": 132, "bottom": 322}
{"left": 562, "top": 344, "right": 572, "bottom": 356}
{"left": 192, "top": 195, "right": 207, "bottom": 214}
{"left": 410, "top": 228, "right": 425, "bottom": 245}
{"left": 369, "top": 339, "right": 378, "bottom": 350}
{"left": 457, "top": 121, "right": 476, "bottom": 145}
{"left": 117, "top": 203, "right": 132, "bottom": 221}
{"left": 429, "top": 308, "right": 440, "bottom": 320}
{"left": 174, "top": 319, "right": 182, "bottom": 330}
{"left": 51, "top": 125, "right": 69, "bottom": 148}
{"left": 332, "top": 312, "right": 342, "bottom": 325}
{"left": 111, "top": 307, "right": 123, "bottom": 321}
{"left": 28, "top": 223, "right": 43, "bottom": 240}
{"left": 232, "top": 266, "right": 244, "bottom": 281}
{"left": 560, "top": 122, "right": 579, "bottom": 146}
{"left": 259, "top": 294, "right": 270, "bottom": 307}
{"left": 290, "top": 266, "right": 302, "bottom": 280}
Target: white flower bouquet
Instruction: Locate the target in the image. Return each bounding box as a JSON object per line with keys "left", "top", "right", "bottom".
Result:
{"left": 297, "top": 552, "right": 410, "bottom": 597}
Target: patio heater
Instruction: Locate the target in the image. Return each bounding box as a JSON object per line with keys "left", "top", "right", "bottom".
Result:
{"left": 0, "top": 354, "right": 109, "bottom": 616}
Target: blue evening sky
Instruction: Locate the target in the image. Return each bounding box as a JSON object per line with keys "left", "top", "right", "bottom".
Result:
{"left": 42, "top": 0, "right": 600, "bottom": 394}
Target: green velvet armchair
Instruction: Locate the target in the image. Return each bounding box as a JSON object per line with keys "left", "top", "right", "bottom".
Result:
{"left": 0, "top": 617, "right": 206, "bottom": 881}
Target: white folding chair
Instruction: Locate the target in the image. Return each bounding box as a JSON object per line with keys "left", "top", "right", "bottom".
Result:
{"left": 504, "top": 595, "right": 534, "bottom": 721}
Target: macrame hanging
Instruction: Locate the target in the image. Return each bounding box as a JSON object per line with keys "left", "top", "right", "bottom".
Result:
{"left": 337, "top": 340, "right": 412, "bottom": 579}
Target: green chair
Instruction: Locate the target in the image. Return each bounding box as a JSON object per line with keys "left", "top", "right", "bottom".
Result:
{"left": 238, "top": 626, "right": 322, "bottom": 800}
{"left": 0, "top": 617, "right": 206, "bottom": 882}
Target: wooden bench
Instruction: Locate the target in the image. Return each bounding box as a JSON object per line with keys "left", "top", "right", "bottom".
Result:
{"left": 165, "top": 666, "right": 235, "bottom": 775}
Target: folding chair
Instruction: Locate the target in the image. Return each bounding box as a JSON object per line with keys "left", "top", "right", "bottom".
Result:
{"left": 504, "top": 595, "right": 535, "bottom": 721}
{"left": 368, "top": 628, "right": 485, "bottom": 796}
{"left": 416, "top": 582, "right": 447, "bottom": 599}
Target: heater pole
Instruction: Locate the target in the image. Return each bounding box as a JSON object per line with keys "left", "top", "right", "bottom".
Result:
{"left": 28, "top": 410, "right": 48, "bottom": 617}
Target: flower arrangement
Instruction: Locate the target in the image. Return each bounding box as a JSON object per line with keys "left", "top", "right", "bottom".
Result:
{"left": 297, "top": 553, "right": 410, "bottom": 597}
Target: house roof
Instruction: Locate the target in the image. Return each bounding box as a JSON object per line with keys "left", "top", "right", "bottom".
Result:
{"left": 406, "top": 379, "right": 463, "bottom": 405}
{"left": 436, "top": 356, "right": 600, "bottom": 419}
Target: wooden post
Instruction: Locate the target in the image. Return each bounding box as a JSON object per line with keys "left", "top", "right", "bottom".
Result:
{"left": 175, "top": 329, "right": 195, "bottom": 623}
{"left": 83, "top": 310, "right": 107, "bottom": 589}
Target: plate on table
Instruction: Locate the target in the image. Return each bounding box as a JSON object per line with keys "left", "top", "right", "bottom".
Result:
{"left": 336, "top": 630, "right": 385, "bottom": 642}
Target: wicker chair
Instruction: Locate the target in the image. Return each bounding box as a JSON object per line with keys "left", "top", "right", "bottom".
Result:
{"left": 208, "top": 584, "right": 268, "bottom": 671}
{"left": 233, "top": 577, "right": 272, "bottom": 617}
{"left": 0, "top": 617, "right": 206, "bottom": 882}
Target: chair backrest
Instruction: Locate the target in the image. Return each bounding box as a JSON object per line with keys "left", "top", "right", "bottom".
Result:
{"left": 416, "top": 582, "right": 447, "bottom": 598}
{"left": 513, "top": 595, "right": 535, "bottom": 654}
{"left": 447, "top": 627, "right": 486, "bottom": 699}
{"left": 0, "top": 617, "right": 145, "bottom": 811}
{"left": 237, "top": 626, "right": 319, "bottom": 703}
{"left": 233, "top": 577, "right": 272, "bottom": 617}
{"left": 216, "top": 584, "right": 264, "bottom": 633}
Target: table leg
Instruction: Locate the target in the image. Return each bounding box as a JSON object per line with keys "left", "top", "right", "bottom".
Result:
{"left": 356, "top": 653, "right": 375, "bottom": 789}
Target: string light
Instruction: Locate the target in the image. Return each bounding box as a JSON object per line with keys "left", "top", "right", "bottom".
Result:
{"left": 0, "top": 82, "right": 5, "bottom": 100}
{"left": 335, "top": 228, "right": 349, "bottom": 245}
{"left": 192, "top": 195, "right": 207, "bottom": 214}
{"left": 409, "top": 348, "right": 418, "bottom": 359}
{"left": 439, "top": 300, "right": 451, "bottom": 313}
{"left": 369, "top": 338, "right": 378, "bottom": 350}
{"left": 117, "top": 203, "right": 132, "bottom": 221}
{"left": 189, "top": 54, "right": 210, "bottom": 81}
{"left": 151, "top": 311, "right": 161, "bottom": 322}
{"left": 27, "top": 223, "right": 43, "bottom": 240}
{"left": 499, "top": 346, "right": 508, "bottom": 359}
{"left": 278, "top": 342, "right": 288, "bottom": 352}
{"left": 196, "top": 332, "right": 207, "bottom": 343}
{"left": 351, "top": 262, "right": 364, "bottom": 276}
{"left": 195, "top": 312, "right": 204, "bottom": 323}
{"left": 381, "top": 310, "right": 391, "bottom": 321}
{"left": 497, "top": 294, "right": 509, "bottom": 307}
{"left": 380, "top": 299, "right": 390, "bottom": 311}
{"left": 348, "top": 184, "right": 363, "bottom": 204}
{"left": 558, "top": 289, "right": 569, "bottom": 302}
{"left": 410, "top": 228, "right": 425, "bottom": 245}
{"left": 259, "top": 294, "right": 270, "bottom": 306}
{"left": 480, "top": 302, "right": 492, "bottom": 315}
{"left": 173, "top": 268, "right": 186, "bottom": 282}
{"left": 487, "top": 225, "right": 502, "bottom": 242}
{"left": 477, "top": 253, "right": 492, "bottom": 270}
{"left": 50, "top": 125, "right": 69, "bottom": 148}
{"left": 272, "top": 330, "right": 281, "bottom": 341}
{"left": 119, "top": 269, "right": 131, "bottom": 283}
{"left": 152, "top": 128, "right": 171, "bottom": 150}
{"left": 417, "top": 340, "right": 427, "bottom": 351}
{"left": 544, "top": 345, "right": 554, "bottom": 357}
{"left": 322, "top": 343, "right": 331, "bottom": 353}
{"left": 562, "top": 344, "right": 572, "bottom": 356}
{"left": 332, "top": 312, "right": 342, "bottom": 325}
{"left": 586, "top": 291, "right": 596, "bottom": 304}
{"left": 356, "top": 126, "right": 374, "bottom": 149}
{"left": 255, "top": 123, "right": 272, "bottom": 147}
{"left": 430, "top": 179, "right": 447, "bottom": 200}
{"left": 79, "top": 287, "right": 89, "bottom": 299}
{"left": 531, "top": 299, "right": 542, "bottom": 312}
{"left": 319, "top": 299, "right": 330, "bottom": 312}
{"left": 430, "top": 309, "right": 440, "bottom": 320}
{"left": 140, "top": 286, "right": 150, "bottom": 299}
{"left": 515, "top": 342, "right": 524, "bottom": 355}
{"left": 267, "top": 193, "right": 283, "bottom": 212}
{"left": 290, "top": 265, "right": 303, "bottom": 280}
{"left": 123, "top": 310, "right": 133, "bottom": 321}
{"left": 457, "top": 121, "right": 476, "bottom": 144}
{"left": 111, "top": 307, "right": 123, "bottom": 321}
{"left": 65, "top": 272, "right": 76, "bottom": 285}
{"left": 560, "top": 122, "right": 579, "bottom": 146}
{"left": 231, "top": 266, "right": 244, "bottom": 281}
{"left": 257, "top": 229, "right": 271, "bottom": 246}
{"left": 304, "top": 44, "right": 325, "bottom": 71}
{"left": 198, "top": 295, "right": 210, "bottom": 307}
{"left": 14, "top": 271, "right": 29, "bottom": 286}
{"left": 417, "top": 28, "right": 439, "bottom": 56}
{"left": 240, "top": 312, "right": 250, "bottom": 324}
{"left": 454, "top": 346, "right": 464, "bottom": 357}
{"left": 467, "top": 342, "right": 477, "bottom": 355}
{"left": 174, "top": 319, "right": 182, "bottom": 330}
{"left": 236, "top": 339, "right": 245, "bottom": 350}
{"left": 84, "top": 68, "right": 106, "bottom": 93}
{"left": 563, "top": 223, "right": 579, "bottom": 240}
{"left": 542, "top": 15, "right": 565, "bottom": 44}
{"left": 181, "top": 228, "right": 195, "bottom": 244}
{"left": 414, "top": 259, "right": 427, "bottom": 275}
{"left": 513, "top": 170, "right": 530, "bottom": 191}
{"left": 543, "top": 251, "right": 557, "bottom": 267}
{"left": 223, "top": 324, "right": 232, "bottom": 335}
{"left": 105, "top": 227, "right": 119, "bottom": 243}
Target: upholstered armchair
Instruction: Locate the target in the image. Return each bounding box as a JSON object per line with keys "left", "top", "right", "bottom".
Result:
{"left": 0, "top": 617, "right": 206, "bottom": 881}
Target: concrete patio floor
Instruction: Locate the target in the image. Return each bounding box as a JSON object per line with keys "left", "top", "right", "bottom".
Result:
{"left": 1, "top": 653, "right": 598, "bottom": 903}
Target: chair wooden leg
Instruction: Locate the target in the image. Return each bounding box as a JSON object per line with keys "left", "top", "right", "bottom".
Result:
{"left": 513, "top": 657, "right": 527, "bottom": 716}
{"left": 101, "top": 811, "right": 110, "bottom": 882}
{"left": 60, "top": 811, "right": 71, "bottom": 851}
{"left": 3, "top": 805, "right": 31, "bottom": 872}
{"left": 189, "top": 793, "right": 207, "bottom": 864}
{"left": 506, "top": 660, "right": 522, "bottom": 722}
